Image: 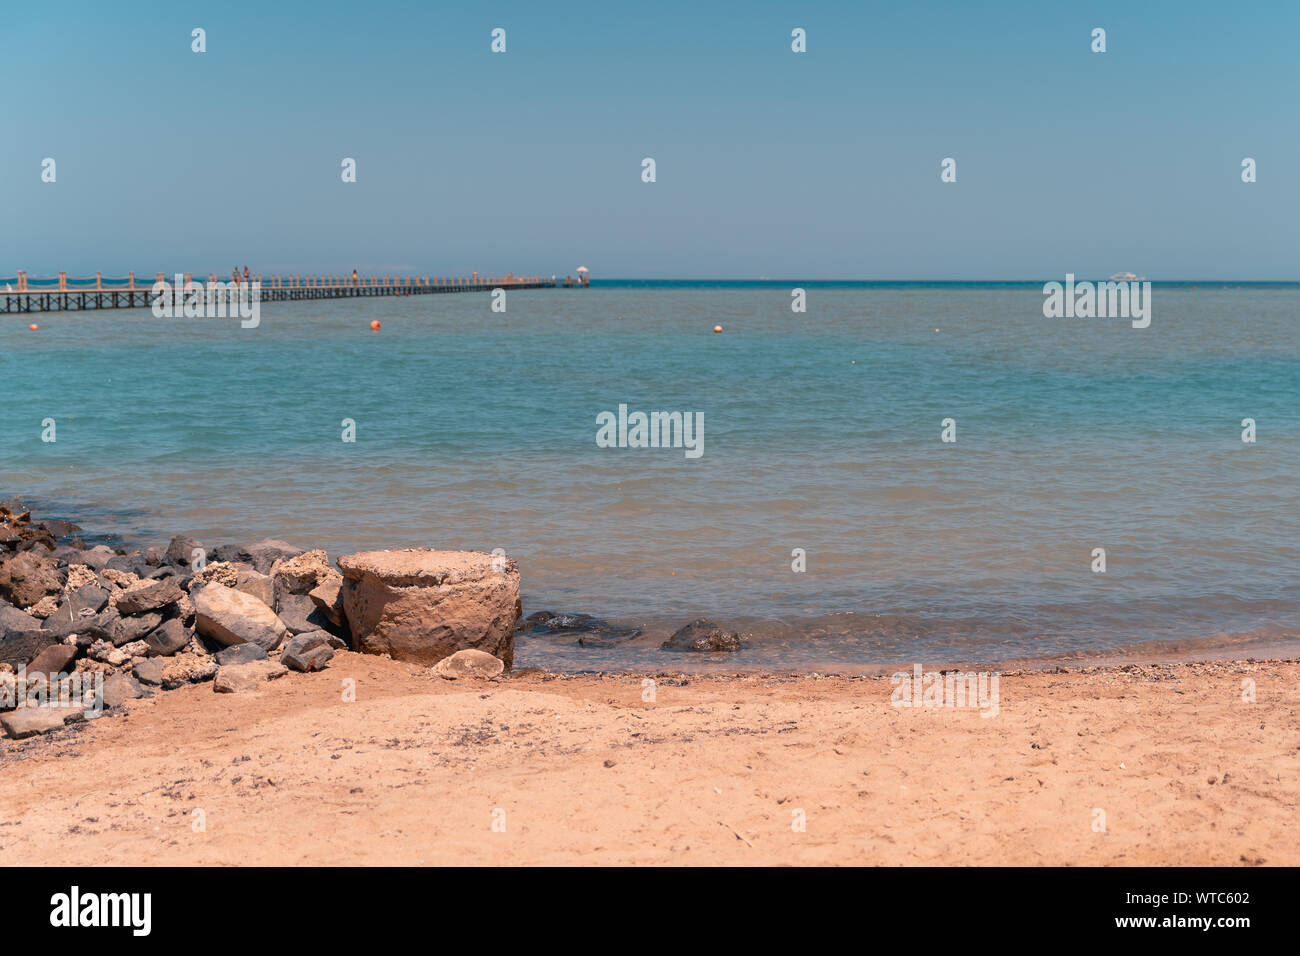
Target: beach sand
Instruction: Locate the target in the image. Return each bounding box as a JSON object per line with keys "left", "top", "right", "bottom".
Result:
{"left": 1, "top": 654, "right": 1296, "bottom": 866}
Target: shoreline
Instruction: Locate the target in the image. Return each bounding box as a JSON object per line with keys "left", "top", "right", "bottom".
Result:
{"left": 4, "top": 494, "right": 1294, "bottom": 674}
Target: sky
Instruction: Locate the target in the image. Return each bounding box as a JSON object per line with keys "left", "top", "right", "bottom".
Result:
{"left": 2, "top": 0, "right": 1297, "bottom": 279}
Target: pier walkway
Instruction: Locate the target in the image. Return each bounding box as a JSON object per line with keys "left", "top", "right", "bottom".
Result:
{"left": 1, "top": 270, "right": 587, "bottom": 314}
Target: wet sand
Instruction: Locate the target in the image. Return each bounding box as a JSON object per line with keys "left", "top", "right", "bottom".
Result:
{"left": 1, "top": 654, "right": 1296, "bottom": 866}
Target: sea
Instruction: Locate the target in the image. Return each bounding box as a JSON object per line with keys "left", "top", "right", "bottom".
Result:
{"left": 3, "top": 280, "right": 1298, "bottom": 672}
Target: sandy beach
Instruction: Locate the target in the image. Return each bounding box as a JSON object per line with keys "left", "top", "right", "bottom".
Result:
{"left": 1, "top": 654, "right": 1295, "bottom": 866}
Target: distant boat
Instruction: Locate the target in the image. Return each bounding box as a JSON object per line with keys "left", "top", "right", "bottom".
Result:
{"left": 1108, "top": 272, "right": 1139, "bottom": 281}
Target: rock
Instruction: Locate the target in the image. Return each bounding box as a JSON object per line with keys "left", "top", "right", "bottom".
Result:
{"left": 0, "top": 628, "right": 59, "bottom": 669}
{"left": 275, "top": 593, "right": 335, "bottom": 635}
{"left": 308, "top": 570, "right": 347, "bottom": 628}
{"left": 214, "top": 643, "right": 269, "bottom": 666}
{"left": 191, "top": 561, "right": 240, "bottom": 589}
{"left": 39, "top": 518, "right": 82, "bottom": 539}
{"left": 143, "top": 617, "right": 190, "bottom": 656}
{"left": 68, "top": 544, "right": 116, "bottom": 571}
{"left": 42, "top": 608, "right": 118, "bottom": 646}
{"left": 65, "top": 583, "right": 110, "bottom": 617}
{"left": 26, "top": 594, "right": 61, "bottom": 618}
{"left": 160, "top": 655, "right": 218, "bottom": 689}
{"left": 518, "top": 611, "right": 643, "bottom": 647}
{"left": 271, "top": 549, "right": 332, "bottom": 596}
{"left": 339, "top": 549, "right": 519, "bottom": 667}
{"left": 0, "top": 551, "right": 65, "bottom": 608}
{"left": 214, "top": 660, "right": 287, "bottom": 693}
{"left": 192, "top": 583, "right": 289, "bottom": 651}
{"left": 114, "top": 578, "right": 184, "bottom": 616}
{"left": 26, "top": 643, "right": 77, "bottom": 678}
{"left": 1, "top": 707, "right": 71, "bottom": 739}
{"left": 132, "top": 659, "right": 166, "bottom": 686}
{"left": 245, "top": 539, "right": 304, "bottom": 575}
{"left": 99, "top": 567, "right": 141, "bottom": 590}
{"left": 104, "top": 552, "right": 153, "bottom": 577}
{"left": 0, "top": 602, "right": 40, "bottom": 633}
{"left": 431, "top": 649, "right": 505, "bottom": 680}
{"left": 109, "top": 611, "right": 163, "bottom": 646}
{"left": 234, "top": 568, "right": 274, "bottom": 608}
{"left": 210, "top": 544, "right": 251, "bottom": 564}
{"left": 165, "top": 535, "right": 203, "bottom": 567}
{"left": 101, "top": 672, "right": 146, "bottom": 708}
{"left": 280, "top": 630, "right": 334, "bottom": 672}
{"left": 660, "top": 619, "right": 743, "bottom": 652}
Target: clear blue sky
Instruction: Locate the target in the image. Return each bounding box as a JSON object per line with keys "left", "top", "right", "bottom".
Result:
{"left": 3, "top": 0, "right": 1296, "bottom": 279}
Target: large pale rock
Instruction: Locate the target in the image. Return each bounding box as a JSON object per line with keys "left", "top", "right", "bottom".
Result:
{"left": 2, "top": 706, "right": 71, "bottom": 739}
{"left": 431, "top": 649, "right": 505, "bottom": 680}
{"left": 192, "top": 583, "right": 289, "bottom": 651}
{"left": 308, "top": 570, "right": 346, "bottom": 628}
{"left": 271, "top": 550, "right": 331, "bottom": 596}
{"left": 214, "top": 660, "right": 287, "bottom": 693}
{"left": 338, "top": 549, "right": 519, "bottom": 667}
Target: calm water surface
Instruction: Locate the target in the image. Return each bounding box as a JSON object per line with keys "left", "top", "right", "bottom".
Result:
{"left": 3, "top": 283, "right": 1297, "bottom": 671}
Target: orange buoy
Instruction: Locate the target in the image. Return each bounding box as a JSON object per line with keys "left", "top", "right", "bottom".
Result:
{"left": 370, "top": 320, "right": 381, "bottom": 331}
{"left": 713, "top": 325, "right": 723, "bottom": 333}
{"left": 28, "top": 323, "right": 38, "bottom": 331}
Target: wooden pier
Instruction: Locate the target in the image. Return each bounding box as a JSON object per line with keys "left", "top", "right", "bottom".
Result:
{"left": 1, "top": 270, "right": 588, "bottom": 315}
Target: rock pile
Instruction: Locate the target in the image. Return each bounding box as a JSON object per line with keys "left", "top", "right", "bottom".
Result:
{"left": 1, "top": 502, "right": 519, "bottom": 741}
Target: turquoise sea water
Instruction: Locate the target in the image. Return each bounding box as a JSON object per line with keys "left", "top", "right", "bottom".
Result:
{"left": 2, "top": 282, "right": 1298, "bottom": 671}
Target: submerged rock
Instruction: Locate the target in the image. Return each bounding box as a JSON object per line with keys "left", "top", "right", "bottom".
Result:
{"left": 660, "top": 619, "right": 743, "bottom": 653}
{"left": 518, "top": 611, "right": 643, "bottom": 648}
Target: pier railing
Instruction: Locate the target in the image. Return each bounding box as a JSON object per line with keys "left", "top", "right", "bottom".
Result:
{"left": 1, "top": 270, "right": 588, "bottom": 314}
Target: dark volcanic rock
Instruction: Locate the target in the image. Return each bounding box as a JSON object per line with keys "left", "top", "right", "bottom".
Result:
{"left": 68, "top": 545, "right": 116, "bottom": 571}
{"left": 144, "top": 617, "right": 190, "bottom": 656}
{"left": 0, "top": 602, "right": 40, "bottom": 633}
{"left": 104, "top": 553, "right": 153, "bottom": 577}
{"left": 519, "top": 611, "right": 643, "bottom": 648}
{"left": 115, "top": 578, "right": 184, "bottom": 616}
{"left": 41, "top": 608, "right": 118, "bottom": 646}
{"left": 214, "top": 643, "right": 269, "bottom": 666}
{"left": 165, "top": 535, "right": 203, "bottom": 567}
{"left": 660, "top": 619, "right": 743, "bottom": 653}
{"left": 109, "top": 611, "right": 164, "bottom": 646}
{"left": 211, "top": 544, "right": 252, "bottom": 564}
{"left": 0, "top": 628, "right": 60, "bottom": 668}
{"left": 280, "top": 630, "right": 335, "bottom": 672}
{"left": 246, "top": 539, "right": 305, "bottom": 575}
{"left": 275, "top": 593, "right": 336, "bottom": 636}
{"left": 38, "top": 518, "right": 83, "bottom": 540}
{"left": 101, "top": 672, "right": 147, "bottom": 708}
{"left": 65, "top": 583, "right": 110, "bottom": 617}
{"left": 131, "top": 659, "right": 166, "bottom": 686}
{"left": 0, "top": 551, "right": 65, "bottom": 608}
